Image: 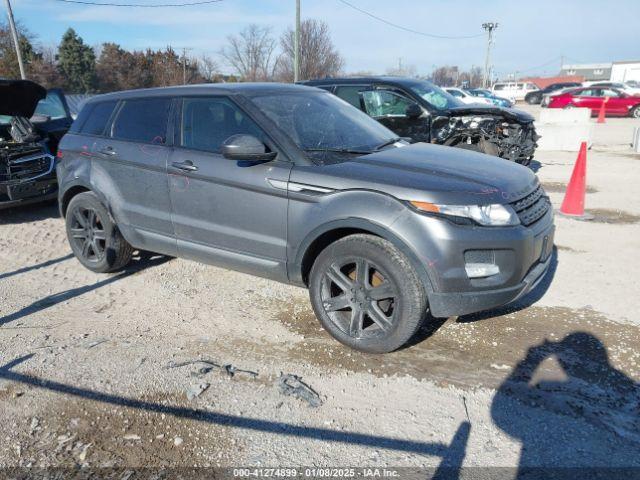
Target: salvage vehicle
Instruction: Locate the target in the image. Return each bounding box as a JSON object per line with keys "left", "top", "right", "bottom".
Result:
{"left": 1, "top": 79, "right": 73, "bottom": 209}
{"left": 57, "top": 83, "right": 555, "bottom": 353}
{"left": 547, "top": 87, "right": 640, "bottom": 118}
{"left": 302, "top": 77, "right": 539, "bottom": 165}
{"left": 524, "top": 82, "right": 582, "bottom": 105}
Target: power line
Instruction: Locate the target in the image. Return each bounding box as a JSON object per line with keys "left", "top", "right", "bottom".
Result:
{"left": 54, "top": 0, "right": 224, "bottom": 7}
{"left": 337, "top": 0, "right": 484, "bottom": 39}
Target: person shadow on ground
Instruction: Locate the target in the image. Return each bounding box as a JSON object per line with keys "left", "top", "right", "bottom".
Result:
{"left": 491, "top": 332, "right": 640, "bottom": 480}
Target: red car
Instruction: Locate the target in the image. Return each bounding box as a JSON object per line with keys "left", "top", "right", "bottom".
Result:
{"left": 548, "top": 87, "right": 640, "bottom": 118}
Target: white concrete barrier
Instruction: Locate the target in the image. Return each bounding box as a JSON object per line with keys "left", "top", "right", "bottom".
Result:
{"left": 633, "top": 127, "right": 640, "bottom": 153}
{"left": 535, "top": 107, "right": 592, "bottom": 152}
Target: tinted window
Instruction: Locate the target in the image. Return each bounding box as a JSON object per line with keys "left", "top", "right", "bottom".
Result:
{"left": 180, "top": 97, "right": 264, "bottom": 153}
{"left": 78, "top": 101, "right": 117, "bottom": 136}
{"left": 493, "top": 84, "right": 505, "bottom": 91}
{"left": 112, "top": 98, "right": 171, "bottom": 144}
{"left": 335, "top": 86, "right": 366, "bottom": 109}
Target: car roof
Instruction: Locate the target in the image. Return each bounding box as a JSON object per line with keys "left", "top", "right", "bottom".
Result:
{"left": 301, "top": 76, "right": 428, "bottom": 87}
{"left": 84, "top": 82, "right": 321, "bottom": 104}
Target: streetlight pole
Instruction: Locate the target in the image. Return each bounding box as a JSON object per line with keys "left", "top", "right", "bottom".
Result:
{"left": 4, "top": 0, "right": 26, "bottom": 79}
{"left": 482, "top": 22, "right": 498, "bottom": 89}
{"left": 294, "top": 0, "right": 300, "bottom": 82}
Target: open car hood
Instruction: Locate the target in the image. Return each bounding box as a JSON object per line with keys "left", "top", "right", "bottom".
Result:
{"left": 0, "top": 79, "right": 47, "bottom": 118}
{"left": 446, "top": 105, "right": 535, "bottom": 123}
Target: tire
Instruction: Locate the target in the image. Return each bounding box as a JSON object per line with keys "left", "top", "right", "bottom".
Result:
{"left": 65, "top": 192, "right": 133, "bottom": 273}
{"left": 631, "top": 106, "right": 640, "bottom": 119}
{"left": 563, "top": 104, "right": 575, "bottom": 110}
{"left": 308, "top": 234, "right": 427, "bottom": 353}
{"left": 526, "top": 94, "right": 540, "bottom": 105}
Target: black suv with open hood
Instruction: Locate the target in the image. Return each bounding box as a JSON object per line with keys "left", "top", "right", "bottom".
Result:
{"left": 1, "top": 79, "right": 72, "bottom": 209}
{"left": 302, "top": 77, "right": 539, "bottom": 166}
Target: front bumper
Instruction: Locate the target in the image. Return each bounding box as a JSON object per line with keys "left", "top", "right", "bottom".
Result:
{"left": 0, "top": 175, "right": 58, "bottom": 210}
{"left": 428, "top": 251, "right": 552, "bottom": 317}
{"left": 397, "top": 206, "right": 555, "bottom": 318}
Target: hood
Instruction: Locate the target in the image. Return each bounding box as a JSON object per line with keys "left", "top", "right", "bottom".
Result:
{"left": 292, "top": 143, "right": 538, "bottom": 206}
{"left": 0, "top": 79, "right": 47, "bottom": 118}
{"left": 446, "top": 105, "right": 535, "bottom": 123}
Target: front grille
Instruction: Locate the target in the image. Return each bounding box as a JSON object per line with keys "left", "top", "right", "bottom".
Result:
{"left": 510, "top": 184, "right": 551, "bottom": 226}
{"left": 1, "top": 147, "right": 54, "bottom": 184}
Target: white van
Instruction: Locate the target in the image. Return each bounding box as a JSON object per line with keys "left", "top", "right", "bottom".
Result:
{"left": 491, "top": 82, "right": 538, "bottom": 102}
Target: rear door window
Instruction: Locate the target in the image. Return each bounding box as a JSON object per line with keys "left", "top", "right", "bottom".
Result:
{"left": 77, "top": 101, "right": 118, "bottom": 136}
{"left": 111, "top": 98, "right": 171, "bottom": 144}
{"left": 180, "top": 97, "right": 265, "bottom": 154}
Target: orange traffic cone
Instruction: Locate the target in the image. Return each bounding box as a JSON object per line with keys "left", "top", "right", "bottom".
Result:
{"left": 597, "top": 97, "right": 609, "bottom": 123}
{"left": 559, "top": 142, "right": 593, "bottom": 220}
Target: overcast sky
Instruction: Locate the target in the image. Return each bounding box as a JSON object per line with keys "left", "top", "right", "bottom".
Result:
{"left": 11, "top": 0, "right": 640, "bottom": 78}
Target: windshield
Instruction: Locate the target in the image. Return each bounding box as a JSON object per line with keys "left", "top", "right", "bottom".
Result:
{"left": 405, "top": 80, "right": 465, "bottom": 110}
{"left": 250, "top": 91, "right": 398, "bottom": 159}
{"left": 34, "top": 91, "right": 68, "bottom": 120}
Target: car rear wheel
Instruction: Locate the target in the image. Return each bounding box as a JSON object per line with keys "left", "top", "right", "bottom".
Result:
{"left": 563, "top": 104, "right": 575, "bottom": 109}
{"left": 526, "top": 94, "right": 540, "bottom": 105}
{"left": 631, "top": 106, "right": 640, "bottom": 119}
{"left": 65, "top": 192, "right": 133, "bottom": 273}
{"left": 309, "top": 234, "right": 427, "bottom": 353}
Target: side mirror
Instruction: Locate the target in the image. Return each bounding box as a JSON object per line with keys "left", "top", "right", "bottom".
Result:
{"left": 221, "top": 134, "right": 277, "bottom": 162}
{"left": 405, "top": 103, "right": 423, "bottom": 119}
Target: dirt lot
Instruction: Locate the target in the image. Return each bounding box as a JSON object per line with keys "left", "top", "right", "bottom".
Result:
{"left": 1, "top": 107, "right": 639, "bottom": 474}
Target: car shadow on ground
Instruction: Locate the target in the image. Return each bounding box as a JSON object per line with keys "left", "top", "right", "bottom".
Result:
{"left": 0, "top": 253, "right": 171, "bottom": 328}
{"left": 491, "top": 331, "right": 640, "bottom": 478}
{"left": 0, "top": 200, "right": 60, "bottom": 225}
{"left": 0, "top": 354, "right": 471, "bottom": 474}
{"left": 0, "top": 253, "right": 74, "bottom": 282}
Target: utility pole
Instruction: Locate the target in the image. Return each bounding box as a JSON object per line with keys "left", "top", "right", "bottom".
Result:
{"left": 294, "top": 0, "right": 301, "bottom": 82}
{"left": 4, "top": 0, "right": 26, "bottom": 79}
{"left": 482, "top": 22, "right": 498, "bottom": 88}
{"left": 181, "top": 47, "right": 192, "bottom": 85}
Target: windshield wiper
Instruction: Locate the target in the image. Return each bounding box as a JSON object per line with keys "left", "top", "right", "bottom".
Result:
{"left": 304, "top": 147, "right": 372, "bottom": 155}
{"left": 374, "top": 137, "right": 402, "bottom": 151}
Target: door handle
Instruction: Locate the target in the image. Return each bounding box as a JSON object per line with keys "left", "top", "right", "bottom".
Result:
{"left": 99, "top": 146, "right": 117, "bottom": 156}
{"left": 172, "top": 160, "right": 198, "bottom": 172}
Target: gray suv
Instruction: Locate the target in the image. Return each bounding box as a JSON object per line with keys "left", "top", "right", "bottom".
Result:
{"left": 57, "top": 84, "right": 555, "bottom": 353}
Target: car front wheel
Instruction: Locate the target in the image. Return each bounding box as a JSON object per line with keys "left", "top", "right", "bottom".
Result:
{"left": 309, "top": 234, "right": 427, "bottom": 353}
{"left": 65, "top": 192, "right": 133, "bottom": 273}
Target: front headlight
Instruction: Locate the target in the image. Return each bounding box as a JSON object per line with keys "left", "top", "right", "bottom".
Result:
{"left": 410, "top": 201, "right": 520, "bottom": 226}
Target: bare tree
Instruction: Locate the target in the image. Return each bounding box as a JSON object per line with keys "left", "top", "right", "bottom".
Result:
{"left": 220, "top": 24, "right": 276, "bottom": 81}
{"left": 275, "top": 19, "right": 343, "bottom": 82}
{"left": 197, "top": 54, "right": 220, "bottom": 82}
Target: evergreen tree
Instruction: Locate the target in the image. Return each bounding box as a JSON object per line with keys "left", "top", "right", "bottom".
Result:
{"left": 57, "top": 28, "right": 97, "bottom": 93}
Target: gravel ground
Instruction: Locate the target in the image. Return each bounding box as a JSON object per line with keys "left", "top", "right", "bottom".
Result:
{"left": 1, "top": 108, "right": 639, "bottom": 474}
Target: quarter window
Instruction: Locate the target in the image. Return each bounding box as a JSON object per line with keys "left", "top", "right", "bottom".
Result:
{"left": 180, "top": 97, "right": 264, "bottom": 153}
{"left": 111, "top": 98, "right": 171, "bottom": 144}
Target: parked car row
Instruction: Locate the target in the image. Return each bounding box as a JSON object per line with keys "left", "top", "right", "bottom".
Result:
{"left": 547, "top": 86, "right": 640, "bottom": 117}
{"left": 3, "top": 78, "right": 555, "bottom": 353}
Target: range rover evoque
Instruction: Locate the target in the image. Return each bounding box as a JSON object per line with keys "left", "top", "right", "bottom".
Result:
{"left": 57, "top": 83, "right": 555, "bottom": 353}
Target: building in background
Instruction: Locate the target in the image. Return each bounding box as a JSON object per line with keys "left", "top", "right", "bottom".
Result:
{"left": 610, "top": 61, "right": 640, "bottom": 83}
{"left": 559, "top": 63, "right": 612, "bottom": 81}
